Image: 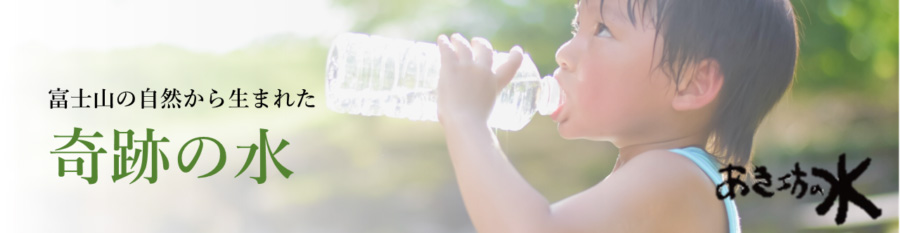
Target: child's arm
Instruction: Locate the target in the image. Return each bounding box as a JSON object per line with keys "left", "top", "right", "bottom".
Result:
{"left": 436, "top": 34, "right": 716, "bottom": 233}
{"left": 436, "top": 33, "right": 553, "bottom": 232}
{"left": 442, "top": 117, "right": 553, "bottom": 232}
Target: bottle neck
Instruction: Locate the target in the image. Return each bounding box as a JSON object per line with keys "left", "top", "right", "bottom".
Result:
{"left": 537, "top": 75, "right": 562, "bottom": 115}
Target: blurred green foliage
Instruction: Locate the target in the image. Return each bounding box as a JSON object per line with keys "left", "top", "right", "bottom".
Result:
{"left": 792, "top": 0, "right": 898, "bottom": 97}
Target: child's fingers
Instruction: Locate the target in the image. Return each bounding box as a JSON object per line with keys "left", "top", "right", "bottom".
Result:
{"left": 471, "top": 37, "right": 494, "bottom": 69}
{"left": 450, "top": 33, "right": 473, "bottom": 67}
{"left": 437, "top": 34, "right": 457, "bottom": 70}
{"left": 495, "top": 45, "right": 524, "bottom": 88}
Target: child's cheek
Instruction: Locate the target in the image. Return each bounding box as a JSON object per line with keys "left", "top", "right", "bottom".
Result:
{"left": 573, "top": 68, "right": 628, "bottom": 135}
{"left": 578, "top": 62, "right": 652, "bottom": 136}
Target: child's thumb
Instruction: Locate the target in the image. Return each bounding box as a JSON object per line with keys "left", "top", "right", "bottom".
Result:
{"left": 495, "top": 45, "right": 524, "bottom": 91}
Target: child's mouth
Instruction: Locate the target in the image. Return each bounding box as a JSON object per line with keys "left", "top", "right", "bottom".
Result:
{"left": 548, "top": 70, "right": 568, "bottom": 123}
{"left": 550, "top": 93, "right": 567, "bottom": 122}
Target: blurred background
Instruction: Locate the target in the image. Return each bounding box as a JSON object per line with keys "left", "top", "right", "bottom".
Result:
{"left": 1, "top": 0, "right": 897, "bottom": 232}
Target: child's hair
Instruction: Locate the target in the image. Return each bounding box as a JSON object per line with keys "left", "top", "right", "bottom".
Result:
{"left": 592, "top": 0, "right": 799, "bottom": 168}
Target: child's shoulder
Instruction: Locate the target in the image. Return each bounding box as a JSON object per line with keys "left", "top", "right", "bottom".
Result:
{"left": 620, "top": 148, "right": 720, "bottom": 191}
{"left": 611, "top": 149, "right": 728, "bottom": 231}
{"left": 551, "top": 149, "right": 727, "bottom": 232}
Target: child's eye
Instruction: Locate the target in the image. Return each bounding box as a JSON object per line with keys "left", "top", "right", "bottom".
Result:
{"left": 595, "top": 23, "right": 611, "bottom": 38}
{"left": 571, "top": 21, "right": 580, "bottom": 36}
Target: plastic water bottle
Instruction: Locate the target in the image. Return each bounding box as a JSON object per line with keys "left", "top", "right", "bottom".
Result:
{"left": 325, "top": 32, "right": 561, "bottom": 131}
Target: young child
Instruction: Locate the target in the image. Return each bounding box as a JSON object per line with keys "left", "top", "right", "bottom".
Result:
{"left": 434, "top": 0, "right": 798, "bottom": 232}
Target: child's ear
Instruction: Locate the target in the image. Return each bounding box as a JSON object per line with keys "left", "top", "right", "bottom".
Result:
{"left": 672, "top": 59, "right": 723, "bottom": 111}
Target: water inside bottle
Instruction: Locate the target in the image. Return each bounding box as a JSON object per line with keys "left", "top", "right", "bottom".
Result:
{"left": 325, "top": 32, "right": 549, "bottom": 131}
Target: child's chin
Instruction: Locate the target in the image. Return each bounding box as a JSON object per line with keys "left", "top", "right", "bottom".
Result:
{"left": 556, "top": 123, "right": 576, "bottom": 139}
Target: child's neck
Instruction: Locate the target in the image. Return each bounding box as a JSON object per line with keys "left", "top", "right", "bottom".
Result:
{"left": 612, "top": 133, "right": 709, "bottom": 172}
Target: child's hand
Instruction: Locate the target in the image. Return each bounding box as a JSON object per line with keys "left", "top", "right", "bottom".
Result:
{"left": 436, "top": 33, "right": 524, "bottom": 127}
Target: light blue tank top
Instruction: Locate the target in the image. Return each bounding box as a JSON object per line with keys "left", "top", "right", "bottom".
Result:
{"left": 668, "top": 146, "right": 742, "bottom": 233}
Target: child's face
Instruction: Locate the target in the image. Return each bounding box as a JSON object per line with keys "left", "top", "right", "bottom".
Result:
{"left": 553, "top": 0, "right": 676, "bottom": 142}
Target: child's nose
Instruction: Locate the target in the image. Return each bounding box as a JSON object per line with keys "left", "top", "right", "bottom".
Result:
{"left": 555, "top": 39, "right": 577, "bottom": 71}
